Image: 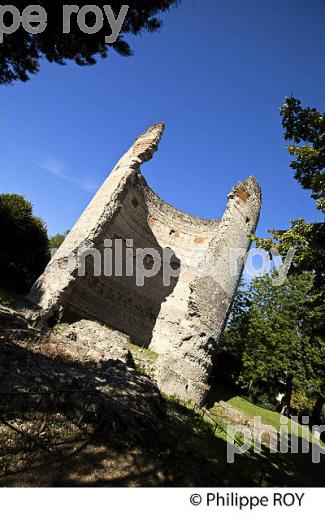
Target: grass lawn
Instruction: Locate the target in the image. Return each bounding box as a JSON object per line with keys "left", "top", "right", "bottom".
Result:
{"left": 129, "top": 343, "right": 158, "bottom": 360}
{"left": 208, "top": 381, "right": 321, "bottom": 444}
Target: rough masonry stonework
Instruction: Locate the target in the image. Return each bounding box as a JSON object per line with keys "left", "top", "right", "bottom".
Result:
{"left": 26, "top": 124, "right": 262, "bottom": 405}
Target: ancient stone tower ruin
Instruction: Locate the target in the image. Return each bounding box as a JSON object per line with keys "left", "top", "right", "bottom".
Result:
{"left": 27, "top": 124, "right": 262, "bottom": 405}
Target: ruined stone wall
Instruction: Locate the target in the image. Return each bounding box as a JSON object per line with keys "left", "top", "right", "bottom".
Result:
{"left": 155, "top": 176, "right": 261, "bottom": 403}
{"left": 27, "top": 124, "right": 165, "bottom": 323}
{"left": 27, "top": 124, "right": 261, "bottom": 405}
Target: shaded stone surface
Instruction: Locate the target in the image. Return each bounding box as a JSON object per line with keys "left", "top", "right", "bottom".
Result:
{"left": 54, "top": 320, "right": 134, "bottom": 367}
{"left": 0, "top": 306, "right": 164, "bottom": 421}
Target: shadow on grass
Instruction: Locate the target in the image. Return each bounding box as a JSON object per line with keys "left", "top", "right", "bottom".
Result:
{"left": 0, "top": 338, "right": 324, "bottom": 487}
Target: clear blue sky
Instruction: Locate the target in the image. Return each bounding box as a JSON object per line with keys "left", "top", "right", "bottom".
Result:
{"left": 1, "top": 0, "right": 324, "bottom": 237}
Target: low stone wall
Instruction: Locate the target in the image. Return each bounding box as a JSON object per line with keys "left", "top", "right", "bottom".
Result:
{"left": 214, "top": 401, "right": 278, "bottom": 449}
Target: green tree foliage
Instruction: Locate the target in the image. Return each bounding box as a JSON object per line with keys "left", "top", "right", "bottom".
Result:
{"left": 281, "top": 96, "right": 325, "bottom": 212}
{"left": 220, "top": 273, "right": 316, "bottom": 411}
{"left": 215, "top": 281, "right": 251, "bottom": 386}
{"left": 0, "top": 1, "right": 181, "bottom": 85}
{"left": 257, "top": 219, "right": 324, "bottom": 289}
{"left": 255, "top": 97, "right": 325, "bottom": 421}
{"left": 239, "top": 273, "right": 315, "bottom": 407}
{"left": 0, "top": 194, "right": 49, "bottom": 292}
{"left": 256, "top": 97, "right": 324, "bottom": 289}
{"left": 49, "top": 230, "right": 69, "bottom": 250}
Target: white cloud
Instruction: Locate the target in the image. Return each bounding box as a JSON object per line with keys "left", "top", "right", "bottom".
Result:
{"left": 34, "top": 158, "right": 97, "bottom": 193}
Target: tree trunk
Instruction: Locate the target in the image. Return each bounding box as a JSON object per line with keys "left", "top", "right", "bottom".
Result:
{"left": 310, "top": 395, "right": 325, "bottom": 427}
{"left": 281, "top": 377, "right": 293, "bottom": 416}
